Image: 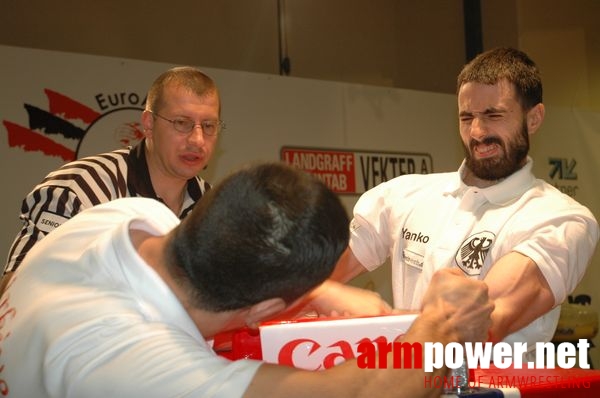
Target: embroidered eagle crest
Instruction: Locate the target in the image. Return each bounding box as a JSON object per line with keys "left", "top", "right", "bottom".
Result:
{"left": 455, "top": 231, "right": 495, "bottom": 276}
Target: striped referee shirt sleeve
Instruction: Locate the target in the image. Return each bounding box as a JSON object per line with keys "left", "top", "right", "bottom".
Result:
{"left": 4, "top": 185, "right": 83, "bottom": 273}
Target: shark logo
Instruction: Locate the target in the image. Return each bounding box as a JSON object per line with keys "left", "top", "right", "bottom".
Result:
{"left": 455, "top": 231, "right": 495, "bottom": 276}
{"left": 3, "top": 89, "right": 144, "bottom": 161}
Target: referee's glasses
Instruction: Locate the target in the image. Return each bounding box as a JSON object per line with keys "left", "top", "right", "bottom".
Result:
{"left": 149, "top": 110, "right": 225, "bottom": 137}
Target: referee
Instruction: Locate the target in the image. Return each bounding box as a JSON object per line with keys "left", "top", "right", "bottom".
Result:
{"left": 1, "top": 66, "right": 223, "bottom": 294}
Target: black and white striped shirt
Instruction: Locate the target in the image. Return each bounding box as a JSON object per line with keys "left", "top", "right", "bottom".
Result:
{"left": 4, "top": 140, "right": 210, "bottom": 273}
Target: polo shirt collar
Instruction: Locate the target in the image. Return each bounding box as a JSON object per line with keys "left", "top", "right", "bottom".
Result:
{"left": 126, "top": 139, "right": 205, "bottom": 218}
{"left": 444, "top": 157, "right": 536, "bottom": 205}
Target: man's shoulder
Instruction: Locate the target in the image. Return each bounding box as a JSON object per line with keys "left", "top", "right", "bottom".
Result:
{"left": 377, "top": 170, "right": 455, "bottom": 192}
{"left": 59, "top": 147, "right": 131, "bottom": 171}
{"left": 355, "top": 171, "right": 454, "bottom": 208}
{"left": 532, "top": 178, "right": 590, "bottom": 207}
{"left": 38, "top": 148, "right": 132, "bottom": 184}
{"left": 515, "top": 178, "right": 597, "bottom": 223}
{"left": 20, "top": 148, "right": 133, "bottom": 206}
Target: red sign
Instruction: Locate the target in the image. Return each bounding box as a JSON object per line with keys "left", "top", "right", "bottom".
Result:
{"left": 281, "top": 146, "right": 433, "bottom": 194}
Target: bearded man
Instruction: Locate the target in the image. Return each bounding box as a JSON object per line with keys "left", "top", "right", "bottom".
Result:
{"left": 328, "top": 47, "right": 599, "bottom": 360}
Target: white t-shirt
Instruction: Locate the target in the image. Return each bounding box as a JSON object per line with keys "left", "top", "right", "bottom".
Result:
{"left": 0, "top": 197, "right": 261, "bottom": 398}
{"left": 349, "top": 158, "right": 599, "bottom": 352}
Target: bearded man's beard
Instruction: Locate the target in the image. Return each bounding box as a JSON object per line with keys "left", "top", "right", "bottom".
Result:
{"left": 464, "top": 119, "right": 529, "bottom": 181}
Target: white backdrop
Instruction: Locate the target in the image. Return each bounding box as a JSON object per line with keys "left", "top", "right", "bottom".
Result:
{"left": 1, "top": 44, "right": 599, "bottom": 363}
{"left": 0, "top": 44, "right": 461, "bottom": 302}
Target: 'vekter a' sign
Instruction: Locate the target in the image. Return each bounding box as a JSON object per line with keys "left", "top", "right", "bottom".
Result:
{"left": 281, "top": 146, "right": 433, "bottom": 194}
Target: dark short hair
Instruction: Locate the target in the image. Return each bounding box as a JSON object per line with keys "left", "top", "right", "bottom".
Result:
{"left": 166, "top": 162, "right": 350, "bottom": 312}
{"left": 146, "top": 66, "right": 220, "bottom": 115}
{"left": 457, "top": 47, "right": 542, "bottom": 110}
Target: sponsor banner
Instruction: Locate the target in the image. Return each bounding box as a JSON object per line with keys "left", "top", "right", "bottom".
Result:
{"left": 220, "top": 315, "right": 592, "bottom": 371}
{"left": 281, "top": 146, "right": 433, "bottom": 194}
{"left": 259, "top": 314, "right": 417, "bottom": 370}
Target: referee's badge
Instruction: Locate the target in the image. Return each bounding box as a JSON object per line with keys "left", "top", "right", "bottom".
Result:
{"left": 36, "top": 211, "right": 69, "bottom": 234}
{"left": 455, "top": 231, "right": 495, "bottom": 276}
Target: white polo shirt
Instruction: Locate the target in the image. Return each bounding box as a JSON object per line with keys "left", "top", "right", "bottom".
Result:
{"left": 350, "top": 158, "right": 599, "bottom": 351}
{"left": 0, "top": 198, "right": 261, "bottom": 398}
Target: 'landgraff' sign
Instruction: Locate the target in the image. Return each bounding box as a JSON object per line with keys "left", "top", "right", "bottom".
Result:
{"left": 281, "top": 146, "right": 433, "bottom": 194}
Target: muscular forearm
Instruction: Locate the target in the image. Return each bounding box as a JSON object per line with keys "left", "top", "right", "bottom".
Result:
{"left": 484, "top": 252, "right": 555, "bottom": 342}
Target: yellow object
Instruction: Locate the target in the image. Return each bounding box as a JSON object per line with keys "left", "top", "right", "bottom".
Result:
{"left": 552, "top": 302, "right": 599, "bottom": 342}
